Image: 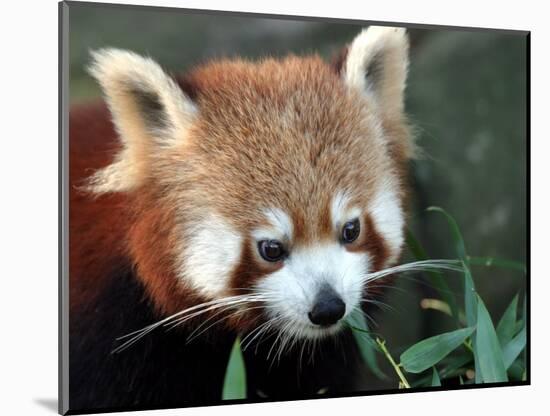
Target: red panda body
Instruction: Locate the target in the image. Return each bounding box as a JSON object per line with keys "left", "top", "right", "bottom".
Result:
{"left": 69, "top": 27, "right": 412, "bottom": 411}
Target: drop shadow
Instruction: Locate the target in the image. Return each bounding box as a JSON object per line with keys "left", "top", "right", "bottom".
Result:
{"left": 34, "top": 398, "right": 58, "bottom": 413}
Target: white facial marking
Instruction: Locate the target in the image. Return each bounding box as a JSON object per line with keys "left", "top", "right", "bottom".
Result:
{"left": 369, "top": 179, "right": 404, "bottom": 264}
{"left": 255, "top": 243, "right": 369, "bottom": 340}
{"left": 331, "top": 191, "right": 361, "bottom": 230}
{"left": 181, "top": 214, "right": 242, "bottom": 297}
{"left": 252, "top": 208, "right": 293, "bottom": 241}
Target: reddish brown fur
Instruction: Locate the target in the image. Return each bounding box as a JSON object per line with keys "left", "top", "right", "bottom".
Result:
{"left": 72, "top": 53, "right": 409, "bottom": 323}
{"left": 170, "top": 56, "right": 404, "bottom": 242}
{"left": 69, "top": 103, "right": 129, "bottom": 312}
{"left": 346, "top": 214, "right": 390, "bottom": 271}
{"left": 69, "top": 104, "right": 205, "bottom": 317}
{"left": 330, "top": 46, "right": 349, "bottom": 75}
{"left": 68, "top": 33, "right": 413, "bottom": 411}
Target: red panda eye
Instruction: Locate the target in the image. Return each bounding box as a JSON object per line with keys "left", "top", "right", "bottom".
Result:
{"left": 258, "top": 240, "right": 286, "bottom": 262}
{"left": 341, "top": 219, "right": 360, "bottom": 243}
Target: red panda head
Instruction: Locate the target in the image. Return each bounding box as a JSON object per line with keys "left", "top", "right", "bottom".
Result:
{"left": 87, "top": 27, "right": 412, "bottom": 340}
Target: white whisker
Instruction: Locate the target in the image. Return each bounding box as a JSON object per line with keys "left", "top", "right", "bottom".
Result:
{"left": 241, "top": 317, "right": 280, "bottom": 350}
{"left": 112, "top": 293, "right": 269, "bottom": 353}
{"left": 363, "top": 259, "right": 463, "bottom": 284}
{"left": 186, "top": 305, "right": 266, "bottom": 343}
{"left": 112, "top": 260, "right": 462, "bottom": 354}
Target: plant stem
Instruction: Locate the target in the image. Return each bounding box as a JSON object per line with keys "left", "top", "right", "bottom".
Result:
{"left": 463, "top": 339, "right": 474, "bottom": 354}
{"left": 376, "top": 338, "right": 411, "bottom": 389}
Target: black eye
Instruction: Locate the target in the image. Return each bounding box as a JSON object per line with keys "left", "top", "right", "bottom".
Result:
{"left": 258, "top": 240, "right": 286, "bottom": 262}
{"left": 341, "top": 219, "right": 360, "bottom": 243}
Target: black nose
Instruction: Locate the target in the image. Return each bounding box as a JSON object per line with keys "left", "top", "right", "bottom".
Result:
{"left": 308, "top": 286, "right": 346, "bottom": 326}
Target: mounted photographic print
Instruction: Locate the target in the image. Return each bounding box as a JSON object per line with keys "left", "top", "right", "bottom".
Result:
{"left": 59, "top": 1, "right": 529, "bottom": 414}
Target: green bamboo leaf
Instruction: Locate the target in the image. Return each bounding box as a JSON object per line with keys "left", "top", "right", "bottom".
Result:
{"left": 410, "top": 353, "right": 472, "bottom": 387}
{"left": 496, "top": 294, "right": 518, "bottom": 346}
{"left": 222, "top": 337, "right": 247, "bottom": 400}
{"left": 475, "top": 295, "right": 508, "bottom": 382}
{"left": 474, "top": 354, "right": 483, "bottom": 383}
{"left": 522, "top": 293, "right": 527, "bottom": 372}
{"left": 424, "top": 208, "right": 476, "bottom": 381}
{"left": 507, "top": 359, "right": 525, "bottom": 380}
{"left": 441, "top": 353, "right": 474, "bottom": 371}
{"left": 349, "top": 310, "right": 387, "bottom": 380}
{"left": 426, "top": 207, "right": 466, "bottom": 261}
{"left": 523, "top": 293, "right": 527, "bottom": 321}
{"left": 431, "top": 367, "right": 442, "bottom": 387}
{"left": 502, "top": 325, "right": 526, "bottom": 370}
{"left": 462, "top": 261, "right": 481, "bottom": 383}
{"left": 406, "top": 230, "right": 460, "bottom": 323}
{"left": 463, "top": 261, "right": 477, "bottom": 328}
{"left": 400, "top": 327, "right": 475, "bottom": 374}
{"left": 514, "top": 319, "right": 524, "bottom": 335}
{"left": 467, "top": 256, "right": 526, "bottom": 274}
{"left": 430, "top": 208, "right": 483, "bottom": 383}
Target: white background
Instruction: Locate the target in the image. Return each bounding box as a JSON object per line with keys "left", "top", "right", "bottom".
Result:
{"left": 1, "top": 0, "right": 545, "bottom": 415}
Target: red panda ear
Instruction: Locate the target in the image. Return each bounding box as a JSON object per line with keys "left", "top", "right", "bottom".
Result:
{"left": 342, "top": 26, "right": 409, "bottom": 121}
{"left": 86, "top": 48, "right": 197, "bottom": 193}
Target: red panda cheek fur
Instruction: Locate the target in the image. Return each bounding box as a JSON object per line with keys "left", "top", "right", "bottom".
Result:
{"left": 125, "top": 189, "right": 205, "bottom": 317}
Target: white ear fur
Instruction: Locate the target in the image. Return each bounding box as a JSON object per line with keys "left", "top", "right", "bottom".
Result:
{"left": 343, "top": 26, "right": 409, "bottom": 119}
{"left": 86, "top": 48, "right": 197, "bottom": 193}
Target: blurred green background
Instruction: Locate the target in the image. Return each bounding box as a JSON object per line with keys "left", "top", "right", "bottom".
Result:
{"left": 68, "top": 2, "right": 527, "bottom": 390}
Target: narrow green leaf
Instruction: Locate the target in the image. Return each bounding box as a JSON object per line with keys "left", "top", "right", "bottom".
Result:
{"left": 474, "top": 354, "right": 483, "bottom": 383}
{"left": 496, "top": 294, "right": 518, "bottom": 347}
{"left": 426, "top": 207, "right": 467, "bottom": 261}
{"left": 514, "top": 319, "right": 524, "bottom": 335}
{"left": 406, "top": 229, "right": 460, "bottom": 324}
{"left": 405, "top": 229, "right": 429, "bottom": 260}
{"left": 424, "top": 210, "right": 478, "bottom": 379}
{"left": 431, "top": 367, "right": 442, "bottom": 387}
{"left": 222, "top": 337, "right": 247, "bottom": 400}
{"left": 467, "top": 256, "right": 526, "bottom": 274}
{"left": 502, "top": 325, "right": 526, "bottom": 370}
{"left": 507, "top": 358, "right": 525, "bottom": 380}
{"left": 522, "top": 293, "right": 527, "bottom": 371}
{"left": 523, "top": 293, "right": 527, "bottom": 322}
{"left": 410, "top": 353, "right": 472, "bottom": 387}
{"left": 400, "top": 327, "right": 475, "bottom": 374}
{"left": 440, "top": 353, "right": 474, "bottom": 371}
{"left": 521, "top": 291, "right": 529, "bottom": 372}
{"left": 463, "top": 261, "right": 477, "bottom": 328}
{"left": 349, "top": 311, "right": 387, "bottom": 380}
{"left": 462, "top": 261, "right": 481, "bottom": 383}
{"left": 475, "top": 295, "right": 508, "bottom": 382}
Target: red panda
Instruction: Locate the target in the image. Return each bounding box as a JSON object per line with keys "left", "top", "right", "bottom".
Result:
{"left": 69, "top": 26, "right": 412, "bottom": 412}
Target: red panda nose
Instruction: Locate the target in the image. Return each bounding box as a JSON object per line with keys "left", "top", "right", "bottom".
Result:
{"left": 308, "top": 286, "right": 346, "bottom": 326}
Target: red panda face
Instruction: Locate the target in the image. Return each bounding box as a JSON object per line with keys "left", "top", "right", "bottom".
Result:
{"left": 87, "top": 27, "right": 412, "bottom": 340}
